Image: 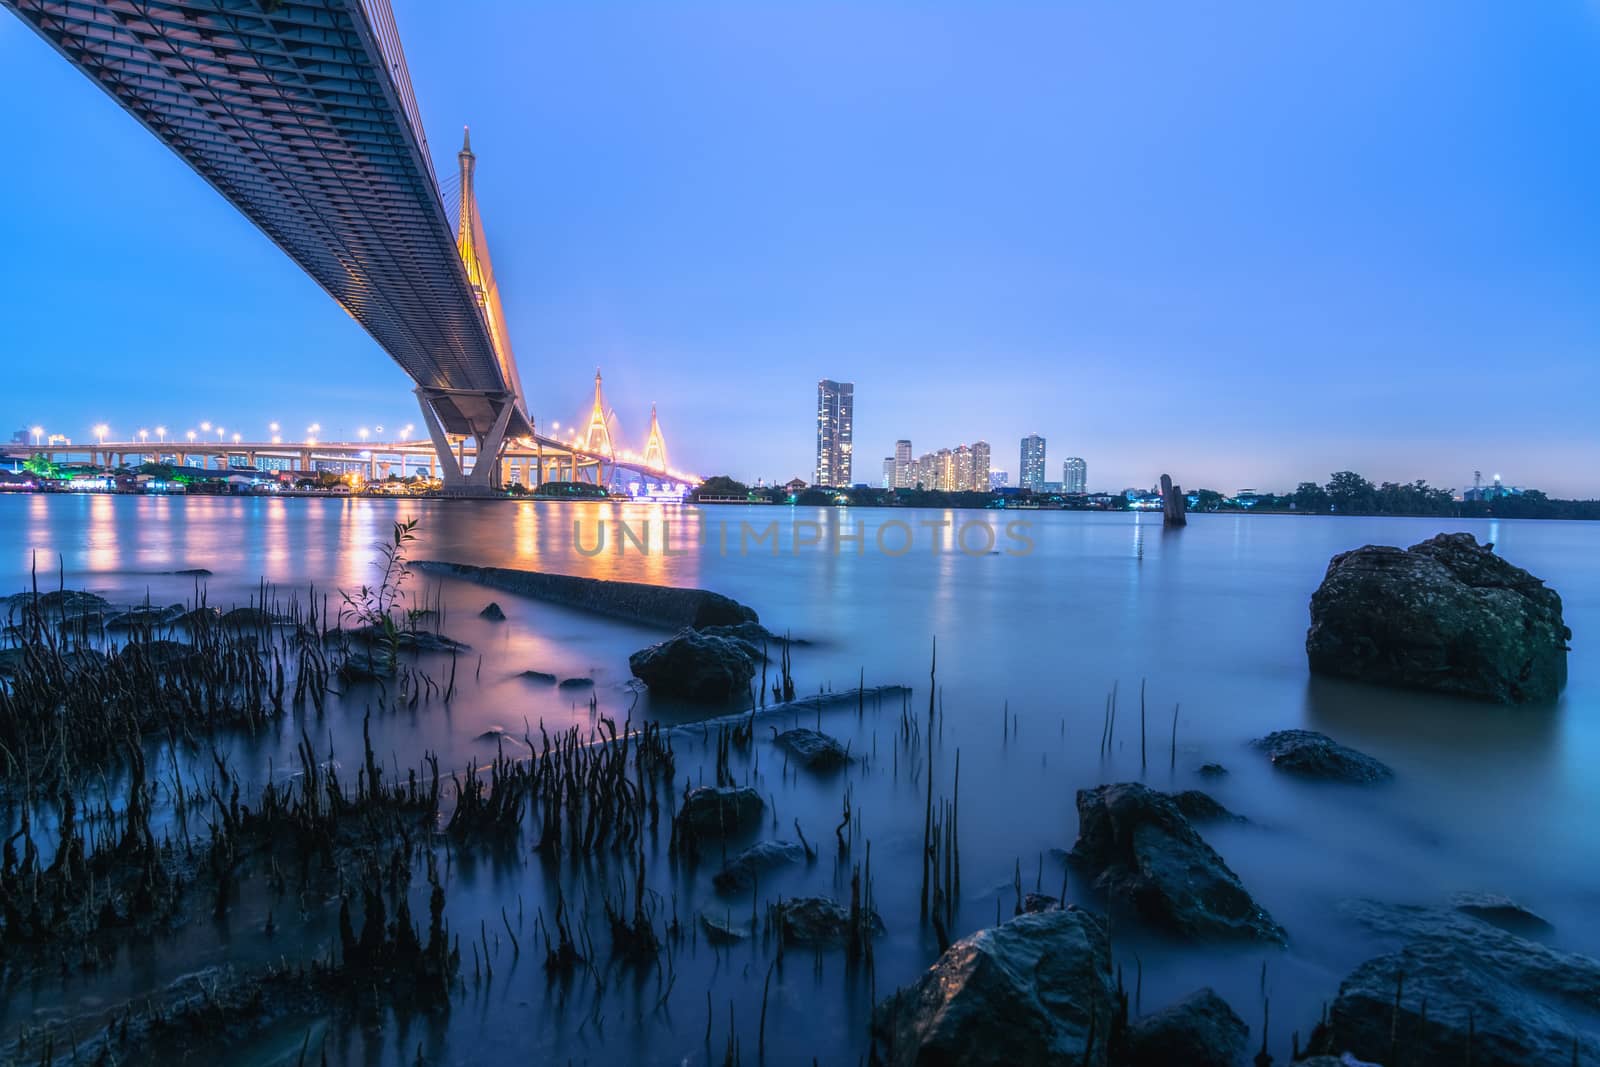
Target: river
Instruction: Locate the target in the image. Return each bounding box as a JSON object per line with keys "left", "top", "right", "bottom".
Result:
{"left": 1, "top": 493, "right": 1595, "bottom": 1064}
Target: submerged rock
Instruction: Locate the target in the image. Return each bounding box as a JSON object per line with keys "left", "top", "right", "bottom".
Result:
{"left": 872, "top": 908, "right": 1113, "bottom": 1067}
{"left": 629, "top": 628, "right": 756, "bottom": 702}
{"left": 478, "top": 601, "right": 506, "bottom": 621}
{"left": 675, "top": 786, "right": 763, "bottom": 842}
{"left": 1311, "top": 900, "right": 1600, "bottom": 1066}
{"left": 1123, "top": 987, "right": 1248, "bottom": 1067}
{"left": 1306, "top": 532, "right": 1569, "bottom": 704}
{"left": 712, "top": 840, "right": 806, "bottom": 894}
{"left": 557, "top": 677, "right": 594, "bottom": 690}
{"left": 699, "top": 912, "right": 753, "bottom": 944}
{"left": 774, "top": 896, "right": 884, "bottom": 947}
{"left": 4, "top": 589, "right": 109, "bottom": 619}
{"left": 105, "top": 603, "right": 185, "bottom": 630}
{"left": 414, "top": 561, "right": 758, "bottom": 629}
{"left": 1252, "top": 729, "right": 1392, "bottom": 783}
{"left": 519, "top": 669, "right": 557, "bottom": 684}
{"left": 171, "top": 567, "right": 213, "bottom": 577}
{"left": 1069, "top": 783, "right": 1284, "bottom": 943}
{"left": 1198, "top": 762, "right": 1229, "bottom": 779}
{"left": 1169, "top": 789, "right": 1242, "bottom": 823}
{"left": 773, "top": 728, "right": 850, "bottom": 770}
{"left": 220, "top": 606, "right": 283, "bottom": 629}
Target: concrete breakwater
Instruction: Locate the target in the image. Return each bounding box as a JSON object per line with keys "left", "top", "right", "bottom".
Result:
{"left": 414, "top": 560, "right": 758, "bottom": 630}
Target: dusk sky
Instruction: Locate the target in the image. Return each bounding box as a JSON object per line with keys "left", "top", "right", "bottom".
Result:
{"left": 3, "top": 2, "right": 1599, "bottom": 494}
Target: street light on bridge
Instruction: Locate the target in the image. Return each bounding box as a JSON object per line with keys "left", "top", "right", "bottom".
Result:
{"left": 31, "top": 426, "right": 43, "bottom": 445}
{"left": 216, "top": 427, "right": 225, "bottom": 442}
{"left": 232, "top": 432, "right": 241, "bottom": 444}
{"left": 156, "top": 426, "right": 166, "bottom": 443}
{"left": 200, "top": 421, "right": 212, "bottom": 432}
{"left": 94, "top": 424, "right": 109, "bottom": 445}
{"left": 186, "top": 430, "right": 197, "bottom": 444}
{"left": 139, "top": 429, "right": 149, "bottom": 444}
{"left": 358, "top": 427, "right": 369, "bottom": 443}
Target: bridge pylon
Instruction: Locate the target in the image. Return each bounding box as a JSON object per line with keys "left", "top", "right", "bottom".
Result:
{"left": 414, "top": 386, "right": 518, "bottom": 495}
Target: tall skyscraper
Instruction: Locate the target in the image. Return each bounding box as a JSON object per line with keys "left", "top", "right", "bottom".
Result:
{"left": 1020, "top": 434, "right": 1046, "bottom": 492}
{"left": 881, "top": 457, "right": 894, "bottom": 489}
{"left": 953, "top": 445, "right": 974, "bottom": 492}
{"left": 915, "top": 452, "right": 936, "bottom": 490}
{"left": 972, "top": 441, "right": 991, "bottom": 492}
{"left": 893, "top": 439, "right": 913, "bottom": 489}
{"left": 814, "top": 380, "right": 854, "bottom": 486}
{"left": 935, "top": 448, "right": 954, "bottom": 491}
{"left": 989, "top": 470, "right": 1009, "bottom": 490}
{"left": 1063, "top": 457, "right": 1087, "bottom": 494}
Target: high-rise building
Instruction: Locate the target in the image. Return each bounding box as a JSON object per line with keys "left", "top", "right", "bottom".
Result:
{"left": 935, "top": 448, "right": 954, "bottom": 491}
{"left": 953, "top": 445, "right": 974, "bottom": 492}
{"left": 814, "top": 380, "right": 854, "bottom": 486}
{"left": 1020, "top": 434, "right": 1046, "bottom": 492}
{"left": 972, "top": 441, "right": 991, "bottom": 492}
{"left": 915, "top": 452, "right": 936, "bottom": 490}
{"left": 989, "top": 470, "right": 1009, "bottom": 490}
{"left": 1063, "top": 457, "right": 1087, "bottom": 494}
{"left": 893, "top": 439, "right": 913, "bottom": 489}
{"left": 881, "top": 457, "right": 894, "bottom": 489}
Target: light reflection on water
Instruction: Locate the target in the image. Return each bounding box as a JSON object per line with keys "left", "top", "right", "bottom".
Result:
{"left": 1, "top": 495, "right": 1597, "bottom": 1063}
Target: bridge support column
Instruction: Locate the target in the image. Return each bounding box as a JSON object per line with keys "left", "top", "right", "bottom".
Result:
{"left": 415, "top": 387, "right": 520, "bottom": 497}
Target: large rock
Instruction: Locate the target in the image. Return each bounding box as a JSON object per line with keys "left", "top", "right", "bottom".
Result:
{"left": 1068, "top": 783, "right": 1284, "bottom": 943}
{"left": 629, "top": 628, "right": 756, "bottom": 702}
{"left": 674, "top": 786, "right": 763, "bottom": 843}
{"left": 1123, "top": 987, "right": 1248, "bottom": 1067}
{"left": 1311, "top": 900, "right": 1600, "bottom": 1066}
{"left": 1306, "top": 532, "right": 1569, "bottom": 704}
{"left": 1251, "top": 729, "right": 1393, "bottom": 783}
{"left": 872, "top": 908, "right": 1114, "bottom": 1067}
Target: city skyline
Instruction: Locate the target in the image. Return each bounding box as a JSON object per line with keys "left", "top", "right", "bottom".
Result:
{"left": 3, "top": 3, "right": 1599, "bottom": 494}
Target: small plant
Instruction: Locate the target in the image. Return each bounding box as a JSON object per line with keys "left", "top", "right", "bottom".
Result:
{"left": 340, "top": 518, "right": 419, "bottom": 674}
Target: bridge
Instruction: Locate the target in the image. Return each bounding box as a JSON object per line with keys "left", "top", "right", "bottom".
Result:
{"left": 2, "top": 0, "right": 691, "bottom": 492}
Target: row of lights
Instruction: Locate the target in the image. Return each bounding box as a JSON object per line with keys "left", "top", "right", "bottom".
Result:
{"left": 45, "top": 422, "right": 419, "bottom": 448}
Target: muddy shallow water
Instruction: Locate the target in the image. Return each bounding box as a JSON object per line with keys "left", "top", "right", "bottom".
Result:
{"left": 1, "top": 494, "right": 1596, "bottom": 1064}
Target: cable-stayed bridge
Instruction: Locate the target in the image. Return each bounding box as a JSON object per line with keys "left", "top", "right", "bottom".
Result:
{"left": 2, "top": 0, "right": 691, "bottom": 491}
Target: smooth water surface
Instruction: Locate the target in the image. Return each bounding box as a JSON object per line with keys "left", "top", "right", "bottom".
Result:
{"left": 2, "top": 494, "right": 1596, "bottom": 1064}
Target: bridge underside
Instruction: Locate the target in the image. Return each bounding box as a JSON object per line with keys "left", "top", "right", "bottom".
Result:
{"left": 3, "top": 0, "right": 532, "bottom": 469}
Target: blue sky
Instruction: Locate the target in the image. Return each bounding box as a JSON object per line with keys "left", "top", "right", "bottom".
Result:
{"left": 3, "top": 2, "right": 1598, "bottom": 494}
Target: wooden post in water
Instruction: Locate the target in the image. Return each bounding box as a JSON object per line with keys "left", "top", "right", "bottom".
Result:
{"left": 1160, "top": 473, "right": 1187, "bottom": 527}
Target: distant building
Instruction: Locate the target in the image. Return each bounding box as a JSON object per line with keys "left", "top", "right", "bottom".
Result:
{"left": 915, "top": 452, "right": 936, "bottom": 490}
{"left": 1020, "top": 434, "right": 1046, "bottom": 492}
{"left": 972, "top": 441, "right": 991, "bottom": 492}
{"left": 10, "top": 429, "right": 28, "bottom": 445}
{"left": 1062, "top": 457, "right": 1087, "bottom": 494}
{"left": 989, "top": 470, "right": 1009, "bottom": 490}
{"left": 935, "top": 448, "right": 954, "bottom": 491}
{"left": 814, "top": 380, "right": 854, "bottom": 486}
{"left": 893, "top": 439, "right": 913, "bottom": 489}
{"left": 953, "top": 445, "right": 974, "bottom": 491}
{"left": 881, "top": 456, "right": 894, "bottom": 489}
{"left": 1462, "top": 473, "right": 1523, "bottom": 502}
{"left": 1041, "top": 481, "right": 1064, "bottom": 494}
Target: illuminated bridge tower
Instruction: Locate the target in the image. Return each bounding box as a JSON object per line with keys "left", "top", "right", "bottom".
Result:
{"left": 583, "top": 369, "right": 615, "bottom": 459}
{"left": 643, "top": 404, "right": 668, "bottom": 472}
{"left": 413, "top": 126, "right": 528, "bottom": 493}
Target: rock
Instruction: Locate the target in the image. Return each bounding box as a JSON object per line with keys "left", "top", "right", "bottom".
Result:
{"left": 1169, "top": 789, "right": 1242, "bottom": 823}
{"left": 1068, "top": 783, "right": 1284, "bottom": 943}
{"left": 699, "top": 912, "right": 753, "bottom": 944}
{"left": 712, "top": 841, "right": 806, "bottom": 894}
{"left": 177, "top": 606, "right": 221, "bottom": 629}
{"left": 774, "top": 896, "right": 883, "bottom": 947}
{"left": 519, "top": 669, "right": 557, "bottom": 684}
{"left": 1198, "top": 762, "right": 1229, "bottom": 779}
{"left": 1449, "top": 892, "right": 1553, "bottom": 937}
{"left": 118, "top": 639, "right": 196, "bottom": 672}
{"left": 698, "top": 620, "right": 789, "bottom": 654}
{"left": 872, "top": 908, "right": 1113, "bottom": 1067}
{"left": 413, "top": 561, "right": 759, "bottom": 629}
{"left": 4, "top": 589, "right": 109, "bottom": 617}
{"left": 1252, "top": 730, "right": 1392, "bottom": 783}
{"left": 629, "top": 628, "right": 756, "bottom": 702}
{"left": 1310, "top": 900, "right": 1600, "bottom": 1066}
{"left": 172, "top": 567, "right": 213, "bottom": 577}
{"left": 220, "top": 606, "right": 282, "bottom": 629}
{"left": 675, "top": 786, "right": 764, "bottom": 843}
{"left": 478, "top": 601, "right": 506, "bottom": 621}
{"left": 1122, "top": 987, "right": 1248, "bottom": 1067}
{"left": 773, "top": 728, "right": 850, "bottom": 770}
{"left": 339, "top": 624, "right": 468, "bottom": 653}
{"left": 105, "top": 603, "right": 185, "bottom": 630}
{"left": 1306, "top": 532, "right": 1569, "bottom": 704}
{"left": 557, "top": 677, "right": 594, "bottom": 690}
{"left": 0, "top": 647, "right": 25, "bottom": 676}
